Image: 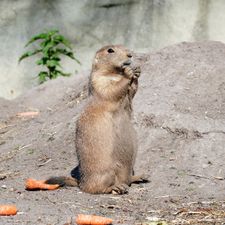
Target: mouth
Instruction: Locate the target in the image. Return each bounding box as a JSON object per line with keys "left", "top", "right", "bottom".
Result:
{"left": 122, "top": 59, "right": 132, "bottom": 66}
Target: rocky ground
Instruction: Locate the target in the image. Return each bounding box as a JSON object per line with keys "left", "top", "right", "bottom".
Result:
{"left": 0, "top": 41, "right": 225, "bottom": 224}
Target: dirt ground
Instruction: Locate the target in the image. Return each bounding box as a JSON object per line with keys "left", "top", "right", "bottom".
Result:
{"left": 0, "top": 41, "right": 225, "bottom": 225}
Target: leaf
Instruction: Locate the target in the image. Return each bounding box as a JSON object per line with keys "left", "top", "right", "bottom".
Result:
{"left": 56, "top": 48, "right": 81, "bottom": 64}
{"left": 40, "top": 39, "right": 50, "bottom": 48}
{"left": 18, "top": 49, "right": 42, "bottom": 63}
{"left": 36, "top": 57, "right": 48, "bottom": 65}
{"left": 46, "top": 59, "right": 61, "bottom": 67}
{"left": 25, "top": 33, "right": 48, "bottom": 47}
{"left": 38, "top": 71, "right": 48, "bottom": 83}
{"left": 36, "top": 59, "right": 44, "bottom": 65}
{"left": 72, "top": 55, "right": 81, "bottom": 65}
{"left": 55, "top": 69, "right": 71, "bottom": 77}
{"left": 47, "top": 29, "right": 59, "bottom": 36}
{"left": 51, "top": 56, "right": 60, "bottom": 61}
{"left": 60, "top": 72, "right": 71, "bottom": 77}
{"left": 46, "top": 59, "right": 60, "bottom": 68}
{"left": 43, "top": 41, "right": 56, "bottom": 55}
{"left": 54, "top": 34, "right": 72, "bottom": 49}
{"left": 49, "top": 71, "right": 59, "bottom": 79}
{"left": 41, "top": 39, "right": 60, "bottom": 50}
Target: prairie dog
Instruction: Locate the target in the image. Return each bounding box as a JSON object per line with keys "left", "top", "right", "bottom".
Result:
{"left": 46, "top": 45, "right": 148, "bottom": 194}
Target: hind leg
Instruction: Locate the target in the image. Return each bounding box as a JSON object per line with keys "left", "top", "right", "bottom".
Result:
{"left": 79, "top": 171, "right": 129, "bottom": 194}
{"left": 105, "top": 183, "right": 129, "bottom": 194}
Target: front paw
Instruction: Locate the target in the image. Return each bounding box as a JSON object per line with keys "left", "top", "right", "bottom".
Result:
{"left": 122, "top": 65, "right": 141, "bottom": 80}
{"left": 122, "top": 66, "right": 134, "bottom": 80}
{"left": 133, "top": 66, "right": 141, "bottom": 79}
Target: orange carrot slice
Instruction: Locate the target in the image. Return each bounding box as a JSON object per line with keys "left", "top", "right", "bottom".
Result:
{"left": 17, "top": 111, "right": 39, "bottom": 117}
{"left": 0, "top": 205, "right": 17, "bottom": 216}
{"left": 75, "top": 214, "right": 113, "bottom": 225}
{"left": 25, "top": 178, "right": 59, "bottom": 190}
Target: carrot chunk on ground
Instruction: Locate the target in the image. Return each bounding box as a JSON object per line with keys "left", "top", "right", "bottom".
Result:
{"left": 0, "top": 205, "right": 17, "bottom": 216}
{"left": 76, "top": 214, "right": 113, "bottom": 225}
{"left": 25, "top": 178, "right": 59, "bottom": 190}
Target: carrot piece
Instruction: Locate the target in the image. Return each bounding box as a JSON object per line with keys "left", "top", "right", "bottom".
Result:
{"left": 75, "top": 214, "right": 113, "bottom": 225}
{"left": 17, "top": 111, "right": 39, "bottom": 117}
{"left": 0, "top": 205, "right": 17, "bottom": 216}
{"left": 25, "top": 178, "right": 59, "bottom": 190}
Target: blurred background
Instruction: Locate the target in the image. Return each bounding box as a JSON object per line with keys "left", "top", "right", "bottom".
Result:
{"left": 1, "top": 0, "right": 225, "bottom": 99}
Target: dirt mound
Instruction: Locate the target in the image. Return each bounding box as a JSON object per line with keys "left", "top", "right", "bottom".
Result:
{"left": 1, "top": 41, "right": 225, "bottom": 224}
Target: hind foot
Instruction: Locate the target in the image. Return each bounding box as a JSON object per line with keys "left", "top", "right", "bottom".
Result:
{"left": 107, "top": 183, "right": 129, "bottom": 195}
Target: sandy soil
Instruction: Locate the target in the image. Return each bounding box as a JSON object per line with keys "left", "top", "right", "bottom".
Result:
{"left": 0, "top": 41, "right": 225, "bottom": 225}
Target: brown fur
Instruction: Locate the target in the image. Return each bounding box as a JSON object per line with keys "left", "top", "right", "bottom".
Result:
{"left": 46, "top": 45, "right": 148, "bottom": 194}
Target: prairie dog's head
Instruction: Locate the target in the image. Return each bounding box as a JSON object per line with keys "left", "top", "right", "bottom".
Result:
{"left": 92, "top": 45, "right": 133, "bottom": 72}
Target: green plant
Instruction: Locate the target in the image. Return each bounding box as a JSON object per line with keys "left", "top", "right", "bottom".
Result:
{"left": 19, "top": 29, "right": 80, "bottom": 83}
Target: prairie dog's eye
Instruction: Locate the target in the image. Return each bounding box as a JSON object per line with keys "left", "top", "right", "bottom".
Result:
{"left": 107, "top": 48, "right": 115, "bottom": 53}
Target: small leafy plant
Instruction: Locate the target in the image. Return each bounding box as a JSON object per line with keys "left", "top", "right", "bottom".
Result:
{"left": 19, "top": 30, "right": 80, "bottom": 83}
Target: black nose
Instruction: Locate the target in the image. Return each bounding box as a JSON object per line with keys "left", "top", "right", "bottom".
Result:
{"left": 127, "top": 53, "right": 132, "bottom": 58}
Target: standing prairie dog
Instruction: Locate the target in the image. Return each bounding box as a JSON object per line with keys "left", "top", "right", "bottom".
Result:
{"left": 46, "top": 45, "right": 148, "bottom": 194}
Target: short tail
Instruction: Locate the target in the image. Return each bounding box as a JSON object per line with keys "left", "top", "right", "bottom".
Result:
{"left": 45, "top": 176, "right": 78, "bottom": 187}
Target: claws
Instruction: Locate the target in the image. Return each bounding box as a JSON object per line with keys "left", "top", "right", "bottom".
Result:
{"left": 111, "top": 183, "right": 129, "bottom": 195}
{"left": 133, "top": 66, "right": 141, "bottom": 79}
